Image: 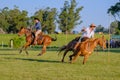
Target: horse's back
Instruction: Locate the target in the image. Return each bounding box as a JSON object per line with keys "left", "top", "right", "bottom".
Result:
{"left": 77, "top": 38, "right": 97, "bottom": 55}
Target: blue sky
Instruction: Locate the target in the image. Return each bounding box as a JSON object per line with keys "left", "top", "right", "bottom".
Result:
{"left": 0, "top": 0, "right": 119, "bottom": 32}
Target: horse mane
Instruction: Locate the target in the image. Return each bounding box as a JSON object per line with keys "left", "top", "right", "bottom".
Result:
{"left": 74, "top": 36, "right": 80, "bottom": 41}
{"left": 20, "top": 26, "right": 24, "bottom": 30}
{"left": 79, "top": 38, "right": 98, "bottom": 50}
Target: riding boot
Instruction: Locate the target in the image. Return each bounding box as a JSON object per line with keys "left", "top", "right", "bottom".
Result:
{"left": 39, "top": 35, "right": 42, "bottom": 40}
{"left": 33, "top": 36, "right": 38, "bottom": 45}
{"left": 73, "top": 42, "right": 80, "bottom": 52}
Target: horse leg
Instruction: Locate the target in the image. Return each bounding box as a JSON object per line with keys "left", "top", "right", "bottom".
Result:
{"left": 69, "top": 49, "right": 79, "bottom": 61}
{"left": 23, "top": 42, "right": 30, "bottom": 55}
{"left": 70, "top": 52, "right": 81, "bottom": 63}
{"left": 19, "top": 46, "right": 24, "bottom": 54}
{"left": 83, "top": 55, "right": 89, "bottom": 64}
{"left": 69, "top": 52, "right": 77, "bottom": 61}
{"left": 61, "top": 50, "right": 69, "bottom": 62}
{"left": 38, "top": 45, "right": 46, "bottom": 56}
{"left": 24, "top": 46, "right": 29, "bottom": 55}
{"left": 57, "top": 45, "right": 66, "bottom": 55}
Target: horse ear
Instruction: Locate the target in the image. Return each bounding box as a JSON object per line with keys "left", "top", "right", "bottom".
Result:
{"left": 102, "top": 35, "right": 104, "bottom": 39}
{"left": 20, "top": 26, "right": 24, "bottom": 30}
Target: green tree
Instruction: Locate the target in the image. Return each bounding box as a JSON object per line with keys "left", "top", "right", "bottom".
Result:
{"left": 114, "top": 21, "right": 120, "bottom": 35}
{"left": 107, "top": 1, "right": 120, "bottom": 21}
{"left": 110, "top": 20, "right": 120, "bottom": 34}
{"left": 7, "top": 6, "right": 28, "bottom": 33}
{"left": 59, "top": 0, "right": 83, "bottom": 33}
{"left": 33, "top": 7, "right": 57, "bottom": 34}
{"left": 0, "top": 6, "right": 29, "bottom": 33}
{"left": 108, "top": 1, "right": 120, "bottom": 34}
{"left": 95, "top": 25, "right": 104, "bottom": 32}
{"left": 0, "top": 7, "right": 9, "bottom": 32}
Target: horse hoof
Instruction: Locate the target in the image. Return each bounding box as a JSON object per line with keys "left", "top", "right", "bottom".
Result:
{"left": 69, "top": 61, "right": 72, "bottom": 63}
{"left": 69, "top": 58, "right": 72, "bottom": 61}
{"left": 70, "top": 61, "right": 73, "bottom": 64}
{"left": 69, "top": 56, "right": 72, "bottom": 61}
{"left": 61, "top": 60, "right": 64, "bottom": 62}
{"left": 19, "top": 50, "right": 22, "bottom": 54}
{"left": 37, "top": 53, "right": 42, "bottom": 56}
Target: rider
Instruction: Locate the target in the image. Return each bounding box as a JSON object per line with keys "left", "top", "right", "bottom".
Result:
{"left": 73, "top": 23, "right": 96, "bottom": 50}
{"left": 33, "top": 18, "right": 42, "bottom": 45}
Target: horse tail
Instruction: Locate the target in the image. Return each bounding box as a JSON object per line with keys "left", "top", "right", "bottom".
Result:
{"left": 57, "top": 45, "right": 66, "bottom": 55}
{"left": 51, "top": 35, "right": 57, "bottom": 41}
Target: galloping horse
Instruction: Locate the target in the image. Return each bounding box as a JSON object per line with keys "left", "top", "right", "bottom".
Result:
{"left": 18, "top": 27, "right": 57, "bottom": 55}
{"left": 69, "top": 36, "right": 106, "bottom": 64}
{"left": 58, "top": 36, "right": 89, "bottom": 62}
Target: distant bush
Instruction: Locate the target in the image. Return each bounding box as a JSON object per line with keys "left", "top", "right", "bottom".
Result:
{"left": 13, "top": 36, "right": 25, "bottom": 48}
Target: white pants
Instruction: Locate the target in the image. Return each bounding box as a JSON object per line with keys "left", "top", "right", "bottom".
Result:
{"left": 35, "top": 30, "right": 41, "bottom": 36}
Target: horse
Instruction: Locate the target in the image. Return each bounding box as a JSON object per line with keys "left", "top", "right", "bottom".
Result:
{"left": 69, "top": 36, "right": 106, "bottom": 64}
{"left": 18, "top": 27, "right": 57, "bottom": 56}
{"left": 57, "top": 36, "right": 89, "bottom": 62}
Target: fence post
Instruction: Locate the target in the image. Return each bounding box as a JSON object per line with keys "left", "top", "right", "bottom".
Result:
{"left": 2, "top": 41, "right": 3, "bottom": 48}
{"left": 10, "top": 39, "right": 14, "bottom": 48}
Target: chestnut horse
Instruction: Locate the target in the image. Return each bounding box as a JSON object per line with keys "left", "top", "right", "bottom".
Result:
{"left": 18, "top": 27, "right": 57, "bottom": 55}
{"left": 69, "top": 36, "right": 106, "bottom": 64}
{"left": 58, "top": 36, "right": 89, "bottom": 62}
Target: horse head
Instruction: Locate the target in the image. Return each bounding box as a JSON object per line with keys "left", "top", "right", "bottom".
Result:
{"left": 18, "top": 27, "right": 26, "bottom": 36}
{"left": 18, "top": 27, "right": 31, "bottom": 36}
{"left": 97, "top": 35, "right": 107, "bottom": 49}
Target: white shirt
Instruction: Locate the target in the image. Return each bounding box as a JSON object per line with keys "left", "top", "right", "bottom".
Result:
{"left": 81, "top": 27, "right": 95, "bottom": 38}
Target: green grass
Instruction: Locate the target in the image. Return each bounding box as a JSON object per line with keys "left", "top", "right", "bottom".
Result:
{"left": 0, "top": 33, "right": 118, "bottom": 80}
{"left": 0, "top": 50, "right": 120, "bottom": 80}
{"left": 0, "top": 34, "right": 17, "bottom": 44}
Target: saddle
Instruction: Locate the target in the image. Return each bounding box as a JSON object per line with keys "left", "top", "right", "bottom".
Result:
{"left": 38, "top": 32, "right": 43, "bottom": 40}
{"left": 81, "top": 37, "right": 89, "bottom": 42}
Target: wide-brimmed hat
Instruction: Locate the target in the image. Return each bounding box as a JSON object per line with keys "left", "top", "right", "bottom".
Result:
{"left": 34, "top": 18, "right": 40, "bottom": 21}
{"left": 90, "top": 23, "right": 96, "bottom": 27}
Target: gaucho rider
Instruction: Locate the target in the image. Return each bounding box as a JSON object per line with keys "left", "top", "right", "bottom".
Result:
{"left": 73, "top": 23, "right": 96, "bottom": 51}
{"left": 33, "top": 18, "right": 42, "bottom": 45}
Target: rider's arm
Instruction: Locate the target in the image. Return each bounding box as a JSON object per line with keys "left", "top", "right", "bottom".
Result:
{"left": 34, "top": 22, "right": 42, "bottom": 30}
{"left": 81, "top": 27, "right": 86, "bottom": 32}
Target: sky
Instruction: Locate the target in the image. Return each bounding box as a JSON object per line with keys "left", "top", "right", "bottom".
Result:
{"left": 0, "top": 0, "right": 119, "bottom": 32}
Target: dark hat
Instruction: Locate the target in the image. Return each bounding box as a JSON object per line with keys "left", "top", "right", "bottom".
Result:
{"left": 90, "top": 23, "right": 96, "bottom": 27}
{"left": 34, "top": 18, "right": 40, "bottom": 21}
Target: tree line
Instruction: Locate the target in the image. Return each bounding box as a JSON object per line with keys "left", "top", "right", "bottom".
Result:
{"left": 94, "top": 1, "right": 120, "bottom": 34}
{"left": 0, "top": 0, "right": 120, "bottom": 34}
{"left": 0, "top": 0, "right": 83, "bottom": 34}
{"left": 107, "top": 1, "right": 120, "bottom": 35}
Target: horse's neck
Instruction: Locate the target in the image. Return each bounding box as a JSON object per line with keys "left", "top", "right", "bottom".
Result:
{"left": 25, "top": 29, "right": 32, "bottom": 37}
{"left": 81, "top": 40, "right": 96, "bottom": 52}
{"left": 88, "top": 39, "right": 98, "bottom": 49}
{"left": 95, "top": 38, "right": 101, "bottom": 46}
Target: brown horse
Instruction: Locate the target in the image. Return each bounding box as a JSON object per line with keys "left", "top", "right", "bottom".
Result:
{"left": 69, "top": 36, "right": 106, "bottom": 64}
{"left": 18, "top": 27, "right": 57, "bottom": 55}
{"left": 58, "top": 36, "right": 89, "bottom": 62}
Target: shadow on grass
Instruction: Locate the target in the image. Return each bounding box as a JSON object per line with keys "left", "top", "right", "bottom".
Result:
{"left": 108, "top": 49, "right": 120, "bottom": 53}
{"left": 95, "top": 48, "right": 120, "bottom": 53}
{"left": 0, "top": 54, "right": 18, "bottom": 55}
{"left": 4, "top": 57, "right": 63, "bottom": 63}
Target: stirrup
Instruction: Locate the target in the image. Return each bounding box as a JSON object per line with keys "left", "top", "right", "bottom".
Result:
{"left": 33, "top": 41, "right": 37, "bottom": 45}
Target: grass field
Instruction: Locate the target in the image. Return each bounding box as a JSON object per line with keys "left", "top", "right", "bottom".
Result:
{"left": 0, "top": 49, "right": 120, "bottom": 80}
{"left": 0, "top": 34, "right": 119, "bottom": 80}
